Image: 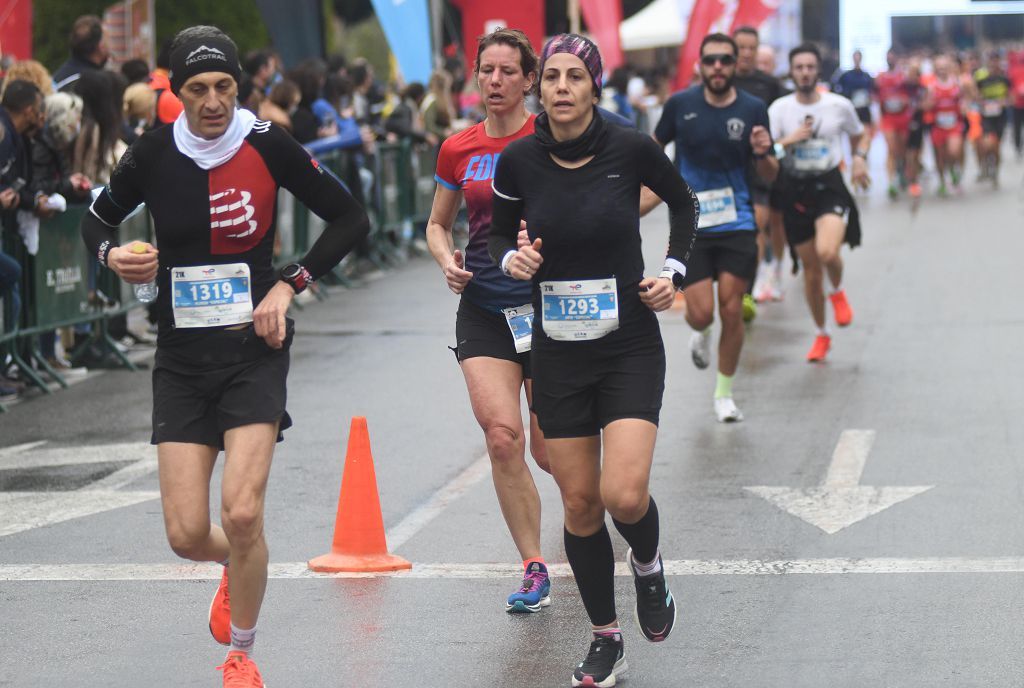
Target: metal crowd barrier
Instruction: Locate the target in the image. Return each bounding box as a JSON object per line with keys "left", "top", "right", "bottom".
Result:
{"left": 0, "top": 140, "right": 439, "bottom": 412}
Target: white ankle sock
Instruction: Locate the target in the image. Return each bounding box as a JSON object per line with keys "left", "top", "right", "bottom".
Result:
{"left": 631, "top": 550, "right": 663, "bottom": 576}
{"left": 230, "top": 624, "right": 256, "bottom": 655}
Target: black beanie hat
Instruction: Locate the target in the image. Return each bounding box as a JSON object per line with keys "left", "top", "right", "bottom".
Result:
{"left": 168, "top": 32, "right": 241, "bottom": 94}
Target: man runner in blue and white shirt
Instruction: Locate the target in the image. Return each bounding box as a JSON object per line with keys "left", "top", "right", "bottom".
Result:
{"left": 644, "top": 32, "right": 777, "bottom": 422}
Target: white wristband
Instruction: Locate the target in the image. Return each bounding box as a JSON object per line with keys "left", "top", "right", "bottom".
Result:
{"left": 500, "top": 250, "right": 516, "bottom": 276}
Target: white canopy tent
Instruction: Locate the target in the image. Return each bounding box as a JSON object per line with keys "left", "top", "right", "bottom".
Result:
{"left": 619, "top": 0, "right": 693, "bottom": 50}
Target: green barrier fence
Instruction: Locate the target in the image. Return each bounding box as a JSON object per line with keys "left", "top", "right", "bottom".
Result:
{"left": 0, "top": 140, "right": 439, "bottom": 411}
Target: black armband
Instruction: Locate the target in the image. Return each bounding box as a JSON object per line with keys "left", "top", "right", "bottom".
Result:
{"left": 97, "top": 240, "right": 113, "bottom": 267}
{"left": 81, "top": 209, "right": 121, "bottom": 267}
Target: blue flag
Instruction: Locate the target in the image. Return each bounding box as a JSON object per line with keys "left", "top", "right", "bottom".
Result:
{"left": 370, "top": 0, "right": 433, "bottom": 85}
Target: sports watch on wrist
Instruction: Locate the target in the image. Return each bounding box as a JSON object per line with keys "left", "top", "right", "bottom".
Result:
{"left": 660, "top": 268, "right": 685, "bottom": 290}
{"left": 280, "top": 263, "right": 312, "bottom": 294}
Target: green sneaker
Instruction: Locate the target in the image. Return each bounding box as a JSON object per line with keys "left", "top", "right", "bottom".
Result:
{"left": 742, "top": 293, "right": 757, "bottom": 323}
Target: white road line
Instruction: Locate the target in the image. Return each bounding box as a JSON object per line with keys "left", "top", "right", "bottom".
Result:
{"left": 2, "top": 558, "right": 1024, "bottom": 581}
{"left": 385, "top": 452, "right": 491, "bottom": 552}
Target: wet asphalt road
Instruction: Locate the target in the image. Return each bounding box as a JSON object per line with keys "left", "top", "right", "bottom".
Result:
{"left": 1, "top": 150, "right": 1023, "bottom": 687}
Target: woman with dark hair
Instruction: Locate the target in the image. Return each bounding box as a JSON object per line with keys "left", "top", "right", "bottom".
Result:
{"left": 72, "top": 69, "right": 126, "bottom": 184}
{"left": 425, "top": 27, "right": 554, "bottom": 616}
{"left": 489, "top": 34, "right": 698, "bottom": 687}
{"left": 287, "top": 59, "right": 331, "bottom": 144}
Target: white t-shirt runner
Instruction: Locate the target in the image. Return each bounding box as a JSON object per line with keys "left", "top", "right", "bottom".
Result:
{"left": 768, "top": 92, "right": 864, "bottom": 178}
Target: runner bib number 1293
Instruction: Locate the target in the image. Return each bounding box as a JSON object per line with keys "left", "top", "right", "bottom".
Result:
{"left": 540, "top": 278, "right": 619, "bottom": 341}
{"left": 171, "top": 263, "right": 253, "bottom": 328}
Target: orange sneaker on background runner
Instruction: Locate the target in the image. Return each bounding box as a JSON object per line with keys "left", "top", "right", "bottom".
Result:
{"left": 909, "top": 183, "right": 922, "bottom": 198}
{"left": 217, "top": 651, "right": 265, "bottom": 687}
{"left": 806, "top": 334, "right": 831, "bottom": 362}
{"left": 829, "top": 290, "right": 853, "bottom": 327}
{"left": 209, "top": 566, "right": 231, "bottom": 645}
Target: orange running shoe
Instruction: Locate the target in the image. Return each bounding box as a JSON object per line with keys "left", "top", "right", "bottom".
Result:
{"left": 217, "top": 651, "right": 265, "bottom": 687}
{"left": 209, "top": 566, "right": 231, "bottom": 645}
{"left": 806, "top": 334, "right": 831, "bottom": 362}
{"left": 829, "top": 290, "right": 853, "bottom": 327}
{"left": 909, "top": 183, "right": 922, "bottom": 198}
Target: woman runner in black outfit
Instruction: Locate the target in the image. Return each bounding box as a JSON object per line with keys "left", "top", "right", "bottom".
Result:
{"left": 488, "top": 34, "right": 698, "bottom": 688}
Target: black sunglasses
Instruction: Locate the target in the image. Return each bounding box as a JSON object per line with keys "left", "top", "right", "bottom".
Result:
{"left": 701, "top": 53, "right": 736, "bottom": 66}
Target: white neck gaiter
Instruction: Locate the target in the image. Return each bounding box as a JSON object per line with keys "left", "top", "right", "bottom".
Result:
{"left": 172, "top": 107, "right": 257, "bottom": 170}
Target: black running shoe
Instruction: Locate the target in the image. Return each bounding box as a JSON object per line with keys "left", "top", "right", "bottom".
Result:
{"left": 627, "top": 548, "right": 676, "bottom": 642}
{"left": 571, "top": 633, "right": 627, "bottom": 687}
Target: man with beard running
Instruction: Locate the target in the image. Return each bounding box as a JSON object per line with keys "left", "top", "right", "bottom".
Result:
{"left": 768, "top": 44, "right": 869, "bottom": 363}
{"left": 646, "top": 33, "right": 777, "bottom": 422}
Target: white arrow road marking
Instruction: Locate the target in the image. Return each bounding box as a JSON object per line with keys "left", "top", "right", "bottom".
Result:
{"left": 0, "top": 441, "right": 48, "bottom": 459}
{"left": 2, "top": 557, "right": 1023, "bottom": 581}
{"left": 0, "top": 442, "right": 153, "bottom": 470}
{"left": 0, "top": 442, "right": 160, "bottom": 538}
{"left": 745, "top": 430, "right": 934, "bottom": 535}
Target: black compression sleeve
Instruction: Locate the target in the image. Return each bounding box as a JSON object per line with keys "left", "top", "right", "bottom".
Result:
{"left": 487, "top": 192, "right": 522, "bottom": 269}
{"left": 297, "top": 203, "right": 370, "bottom": 280}
{"left": 488, "top": 150, "right": 524, "bottom": 268}
{"left": 639, "top": 137, "right": 698, "bottom": 266}
{"left": 80, "top": 209, "right": 119, "bottom": 266}
{"left": 664, "top": 185, "right": 699, "bottom": 267}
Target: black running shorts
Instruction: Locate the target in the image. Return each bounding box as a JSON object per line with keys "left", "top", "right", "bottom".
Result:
{"left": 982, "top": 114, "right": 1007, "bottom": 139}
{"left": 151, "top": 320, "right": 294, "bottom": 448}
{"left": 780, "top": 171, "right": 852, "bottom": 247}
{"left": 531, "top": 328, "right": 665, "bottom": 439}
{"left": 679, "top": 230, "right": 758, "bottom": 288}
{"left": 907, "top": 114, "right": 925, "bottom": 151}
{"left": 452, "top": 296, "right": 531, "bottom": 378}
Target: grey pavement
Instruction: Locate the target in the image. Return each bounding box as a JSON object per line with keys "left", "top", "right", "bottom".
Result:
{"left": 1, "top": 150, "right": 1023, "bottom": 687}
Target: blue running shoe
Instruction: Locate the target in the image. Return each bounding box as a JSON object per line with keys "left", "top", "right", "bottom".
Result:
{"left": 505, "top": 561, "right": 551, "bottom": 613}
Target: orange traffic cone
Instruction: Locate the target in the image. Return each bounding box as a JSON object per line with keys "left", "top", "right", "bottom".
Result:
{"left": 308, "top": 417, "right": 412, "bottom": 572}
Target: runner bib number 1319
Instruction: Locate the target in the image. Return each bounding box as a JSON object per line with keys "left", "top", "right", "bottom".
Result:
{"left": 540, "top": 278, "right": 619, "bottom": 341}
{"left": 171, "top": 263, "right": 253, "bottom": 328}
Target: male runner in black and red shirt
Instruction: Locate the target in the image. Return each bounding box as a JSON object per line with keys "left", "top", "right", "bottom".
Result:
{"left": 81, "top": 25, "right": 368, "bottom": 687}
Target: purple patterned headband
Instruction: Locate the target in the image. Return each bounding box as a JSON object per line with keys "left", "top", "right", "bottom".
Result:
{"left": 540, "top": 33, "right": 603, "bottom": 98}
